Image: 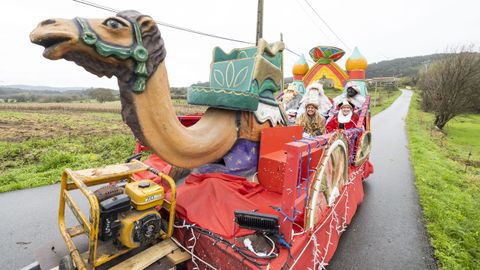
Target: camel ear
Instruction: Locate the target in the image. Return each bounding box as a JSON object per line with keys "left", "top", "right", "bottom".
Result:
{"left": 138, "top": 16, "right": 156, "bottom": 33}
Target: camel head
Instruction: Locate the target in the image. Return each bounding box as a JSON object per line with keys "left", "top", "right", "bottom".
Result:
{"left": 30, "top": 10, "right": 166, "bottom": 92}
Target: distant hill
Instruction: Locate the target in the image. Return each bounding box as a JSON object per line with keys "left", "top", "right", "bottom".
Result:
{"left": 0, "top": 86, "right": 118, "bottom": 103}
{"left": 1, "top": 84, "right": 87, "bottom": 92}
{"left": 366, "top": 54, "right": 450, "bottom": 78}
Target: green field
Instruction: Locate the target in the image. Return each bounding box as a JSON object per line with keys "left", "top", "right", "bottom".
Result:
{"left": 0, "top": 100, "right": 206, "bottom": 193}
{"left": 406, "top": 92, "right": 480, "bottom": 269}
{"left": 0, "top": 110, "right": 135, "bottom": 192}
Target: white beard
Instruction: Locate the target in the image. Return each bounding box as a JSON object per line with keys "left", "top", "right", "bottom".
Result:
{"left": 338, "top": 111, "right": 352, "bottom": 123}
{"left": 283, "top": 92, "right": 294, "bottom": 104}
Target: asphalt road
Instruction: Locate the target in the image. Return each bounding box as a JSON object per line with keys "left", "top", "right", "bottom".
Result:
{"left": 0, "top": 90, "right": 436, "bottom": 269}
{"left": 0, "top": 183, "right": 89, "bottom": 270}
{"left": 329, "top": 90, "right": 437, "bottom": 269}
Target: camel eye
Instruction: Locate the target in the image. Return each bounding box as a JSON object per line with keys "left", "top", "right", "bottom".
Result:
{"left": 103, "top": 18, "right": 126, "bottom": 29}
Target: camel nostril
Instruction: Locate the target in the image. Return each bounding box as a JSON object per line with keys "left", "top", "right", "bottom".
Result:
{"left": 41, "top": 19, "right": 56, "bottom": 26}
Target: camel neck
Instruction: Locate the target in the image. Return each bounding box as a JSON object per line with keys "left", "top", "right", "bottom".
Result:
{"left": 123, "top": 62, "right": 238, "bottom": 169}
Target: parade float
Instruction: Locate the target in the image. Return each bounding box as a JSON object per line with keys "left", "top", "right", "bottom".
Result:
{"left": 30, "top": 10, "right": 373, "bottom": 269}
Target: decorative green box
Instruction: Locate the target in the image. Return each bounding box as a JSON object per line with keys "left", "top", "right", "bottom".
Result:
{"left": 188, "top": 39, "right": 284, "bottom": 111}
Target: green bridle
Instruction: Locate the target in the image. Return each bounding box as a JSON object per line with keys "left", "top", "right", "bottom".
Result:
{"left": 75, "top": 17, "right": 149, "bottom": 93}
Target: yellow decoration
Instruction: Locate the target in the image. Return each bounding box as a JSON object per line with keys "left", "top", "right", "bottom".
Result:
{"left": 346, "top": 58, "right": 368, "bottom": 71}
{"left": 293, "top": 63, "right": 309, "bottom": 76}
{"left": 345, "top": 47, "right": 368, "bottom": 71}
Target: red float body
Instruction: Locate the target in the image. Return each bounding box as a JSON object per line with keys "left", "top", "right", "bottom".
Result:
{"left": 132, "top": 98, "right": 374, "bottom": 269}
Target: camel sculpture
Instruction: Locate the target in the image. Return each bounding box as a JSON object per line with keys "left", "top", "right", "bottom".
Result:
{"left": 30, "top": 10, "right": 285, "bottom": 169}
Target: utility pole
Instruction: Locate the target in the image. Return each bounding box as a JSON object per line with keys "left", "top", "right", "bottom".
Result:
{"left": 280, "top": 33, "right": 284, "bottom": 92}
{"left": 256, "top": 0, "right": 264, "bottom": 45}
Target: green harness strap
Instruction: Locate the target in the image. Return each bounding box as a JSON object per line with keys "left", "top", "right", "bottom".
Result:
{"left": 75, "top": 17, "right": 149, "bottom": 93}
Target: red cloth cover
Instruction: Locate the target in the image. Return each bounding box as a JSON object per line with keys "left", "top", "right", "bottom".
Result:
{"left": 173, "top": 173, "right": 281, "bottom": 238}
{"left": 173, "top": 161, "right": 371, "bottom": 269}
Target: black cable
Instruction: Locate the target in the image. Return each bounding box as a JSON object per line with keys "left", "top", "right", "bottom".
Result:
{"left": 175, "top": 220, "right": 280, "bottom": 268}
{"left": 280, "top": 246, "right": 295, "bottom": 270}
{"left": 73, "top": 0, "right": 308, "bottom": 60}
{"left": 74, "top": 0, "right": 253, "bottom": 45}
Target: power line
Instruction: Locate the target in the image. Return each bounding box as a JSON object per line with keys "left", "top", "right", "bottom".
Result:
{"left": 73, "top": 0, "right": 308, "bottom": 61}
{"left": 285, "top": 47, "right": 314, "bottom": 64}
{"left": 73, "top": 0, "right": 253, "bottom": 45}
{"left": 73, "top": 0, "right": 117, "bottom": 12}
{"left": 293, "top": 0, "right": 329, "bottom": 40}
{"left": 303, "top": 0, "right": 351, "bottom": 50}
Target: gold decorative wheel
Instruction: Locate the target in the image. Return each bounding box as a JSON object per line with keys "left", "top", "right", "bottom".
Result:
{"left": 304, "top": 133, "right": 349, "bottom": 230}
{"left": 354, "top": 131, "right": 372, "bottom": 166}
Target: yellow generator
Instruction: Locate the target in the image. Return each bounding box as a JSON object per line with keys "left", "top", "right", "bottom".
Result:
{"left": 58, "top": 160, "right": 177, "bottom": 269}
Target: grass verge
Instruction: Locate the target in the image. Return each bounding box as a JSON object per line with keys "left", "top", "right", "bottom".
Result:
{"left": 370, "top": 88, "right": 402, "bottom": 115}
{"left": 406, "top": 91, "right": 479, "bottom": 269}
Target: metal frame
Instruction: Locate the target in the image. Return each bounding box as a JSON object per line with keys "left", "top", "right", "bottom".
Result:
{"left": 58, "top": 160, "right": 176, "bottom": 269}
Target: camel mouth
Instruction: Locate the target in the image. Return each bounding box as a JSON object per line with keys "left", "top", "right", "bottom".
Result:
{"left": 34, "top": 36, "right": 71, "bottom": 49}
{"left": 31, "top": 34, "right": 73, "bottom": 59}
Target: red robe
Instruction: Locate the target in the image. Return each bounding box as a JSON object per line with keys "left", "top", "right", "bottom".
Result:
{"left": 326, "top": 113, "right": 359, "bottom": 133}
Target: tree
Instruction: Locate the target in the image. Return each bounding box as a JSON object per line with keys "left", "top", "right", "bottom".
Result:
{"left": 87, "top": 88, "right": 117, "bottom": 103}
{"left": 418, "top": 46, "right": 480, "bottom": 130}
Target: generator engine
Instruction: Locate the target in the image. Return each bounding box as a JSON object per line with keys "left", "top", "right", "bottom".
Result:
{"left": 95, "top": 180, "right": 164, "bottom": 249}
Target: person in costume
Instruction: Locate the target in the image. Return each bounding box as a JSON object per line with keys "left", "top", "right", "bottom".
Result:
{"left": 281, "top": 83, "right": 303, "bottom": 124}
{"left": 333, "top": 81, "right": 366, "bottom": 109}
{"left": 282, "top": 83, "right": 302, "bottom": 111}
{"left": 297, "top": 81, "right": 333, "bottom": 117}
{"left": 296, "top": 98, "right": 326, "bottom": 137}
{"left": 326, "top": 99, "right": 359, "bottom": 133}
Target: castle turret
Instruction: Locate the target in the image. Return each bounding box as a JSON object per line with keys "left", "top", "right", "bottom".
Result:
{"left": 292, "top": 54, "right": 309, "bottom": 81}
{"left": 345, "top": 47, "right": 368, "bottom": 80}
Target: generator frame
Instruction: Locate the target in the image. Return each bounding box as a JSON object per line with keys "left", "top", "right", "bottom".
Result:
{"left": 58, "top": 159, "right": 176, "bottom": 270}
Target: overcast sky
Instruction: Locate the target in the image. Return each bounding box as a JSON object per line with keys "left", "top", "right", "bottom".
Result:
{"left": 1, "top": 0, "right": 479, "bottom": 89}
